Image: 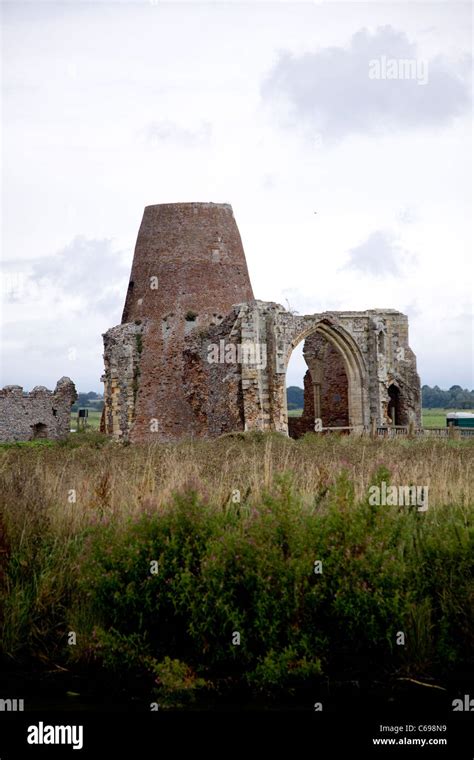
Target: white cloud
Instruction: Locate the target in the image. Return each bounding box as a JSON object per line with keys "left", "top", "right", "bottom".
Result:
{"left": 261, "top": 26, "right": 471, "bottom": 141}
{"left": 1, "top": 2, "right": 472, "bottom": 392}
{"left": 342, "top": 229, "right": 409, "bottom": 277}
{"left": 1, "top": 237, "right": 130, "bottom": 391}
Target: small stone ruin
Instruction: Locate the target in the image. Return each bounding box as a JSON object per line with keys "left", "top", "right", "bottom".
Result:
{"left": 0, "top": 377, "right": 77, "bottom": 443}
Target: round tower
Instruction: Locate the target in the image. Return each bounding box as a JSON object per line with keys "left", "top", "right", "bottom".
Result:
{"left": 122, "top": 202, "right": 254, "bottom": 325}
{"left": 120, "top": 202, "right": 254, "bottom": 442}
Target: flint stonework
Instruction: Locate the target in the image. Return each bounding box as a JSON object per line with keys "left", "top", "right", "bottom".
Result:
{"left": 102, "top": 203, "right": 421, "bottom": 442}
{"left": 0, "top": 377, "right": 77, "bottom": 442}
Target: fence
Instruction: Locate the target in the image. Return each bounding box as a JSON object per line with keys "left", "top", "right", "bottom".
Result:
{"left": 319, "top": 425, "right": 474, "bottom": 439}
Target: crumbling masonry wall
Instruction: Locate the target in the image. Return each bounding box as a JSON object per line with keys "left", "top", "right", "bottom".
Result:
{"left": 102, "top": 204, "right": 422, "bottom": 442}
{"left": 101, "top": 323, "right": 144, "bottom": 439}
{"left": 287, "top": 369, "right": 316, "bottom": 439}
{"left": 288, "top": 336, "right": 349, "bottom": 438}
{"left": 0, "top": 377, "right": 77, "bottom": 442}
{"left": 303, "top": 333, "right": 350, "bottom": 428}
{"left": 102, "top": 202, "right": 254, "bottom": 442}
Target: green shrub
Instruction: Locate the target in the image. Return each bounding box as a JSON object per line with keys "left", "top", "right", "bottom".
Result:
{"left": 149, "top": 656, "right": 207, "bottom": 708}
{"left": 247, "top": 648, "right": 321, "bottom": 695}
{"left": 72, "top": 470, "right": 473, "bottom": 702}
{"left": 2, "top": 448, "right": 472, "bottom": 706}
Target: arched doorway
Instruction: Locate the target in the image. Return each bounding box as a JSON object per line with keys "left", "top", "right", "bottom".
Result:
{"left": 283, "top": 319, "right": 367, "bottom": 437}
{"left": 286, "top": 333, "right": 349, "bottom": 438}
{"left": 387, "top": 384, "right": 404, "bottom": 426}
{"left": 285, "top": 341, "right": 307, "bottom": 438}
{"left": 31, "top": 423, "right": 48, "bottom": 439}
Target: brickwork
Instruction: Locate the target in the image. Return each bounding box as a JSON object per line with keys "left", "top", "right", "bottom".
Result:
{"left": 303, "top": 333, "right": 349, "bottom": 428}
{"left": 103, "top": 203, "right": 253, "bottom": 442}
{"left": 0, "top": 377, "right": 77, "bottom": 442}
{"left": 287, "top": 369, "right": 315, "bottom": 439}
{"left": 102, "top": 204, "right": 422, "bottom": 441}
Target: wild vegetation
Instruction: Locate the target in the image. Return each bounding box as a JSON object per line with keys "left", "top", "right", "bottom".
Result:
{"left": 0, "top": 433, "right": 472, "bottom": 707}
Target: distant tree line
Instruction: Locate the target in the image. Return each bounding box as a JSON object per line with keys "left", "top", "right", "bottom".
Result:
{"left": 71, "top": 391, "right": 104, "bottom": 413}
{"left": 287, "top": 384, "right": 473, "bottom": 411}
{"left": 421, "top": 385, "right": 474, "bottom": 409}
{"left": 287, "top": 386, "right": 304, "bottom": 410}
{"left": 74, "top": 385, "right": 473, "bottom": 415}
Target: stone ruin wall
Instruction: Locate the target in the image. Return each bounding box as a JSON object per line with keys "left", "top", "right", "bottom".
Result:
{"left": 287, "top": 369, "right": 316, "bottom": 440}
{"left": 285, "top": 311, "right": 421, "bottom": 438}
{"left": 0, "top": 377, "right": 77, "bottom": 443}
{"left": 303, "top": 334, "right": 349, "bottom": 428}
{"left": 288, "top": 336, "right": 349, "bottom": 438}
{"left": 182, "top": 307, "right": 246, "bottom": 438}
{"left": 102, "top": 203, "right": 254, "bottom": 442}
{"left": 101, "top": 322, "right": 144, "bottom": 439}
{"left": 102, "top": 203, "right": 422, "bottom": 442}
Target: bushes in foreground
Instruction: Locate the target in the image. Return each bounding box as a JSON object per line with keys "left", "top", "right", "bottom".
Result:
{"left": 67, "top": 471, "right": 473, "bottom": 704}
{"left": 0, "top": 436, "right": 472, "bottom": 707}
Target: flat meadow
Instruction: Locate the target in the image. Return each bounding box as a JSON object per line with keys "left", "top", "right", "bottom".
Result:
{"left": 0, "top": 432, "right": 472, "bottom": 708}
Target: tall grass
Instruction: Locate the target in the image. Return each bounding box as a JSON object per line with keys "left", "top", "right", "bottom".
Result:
{"left": 0, "top": 433, "right": 471, "bottom": 528}
{"left": 0, "top": 433, "right": 472, "bottom": 705}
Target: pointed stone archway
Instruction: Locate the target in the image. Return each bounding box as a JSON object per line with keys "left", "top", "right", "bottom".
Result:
{"left": 274, "top": 316, "right": 370, "bottom": 435}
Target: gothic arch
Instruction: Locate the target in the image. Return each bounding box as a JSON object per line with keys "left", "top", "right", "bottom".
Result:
{"left": 280, "top": 317, "right": 369, "bottom": 432}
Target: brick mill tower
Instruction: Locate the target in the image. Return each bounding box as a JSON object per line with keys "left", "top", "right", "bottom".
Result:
{"left": 102, "top": 201, "right": 421, "bottom": 443}
{"left": 102, "top": 203, "right": 254, "bottom": 442}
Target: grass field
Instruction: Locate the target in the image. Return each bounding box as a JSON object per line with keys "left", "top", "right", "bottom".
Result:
{"left": 70, "top": 408, "right": 102, "bottom": 431}
{"left": 0, "top": 432, "right": 472, "bottom": 708}
{"left": 422, "top": 408, "right": 474, "bottom": 428}
{"left": 287, "top": 408, "right": 473, "bottom": 427}
{"left": 287, "top": 408, "right": 303, "bottom": 417}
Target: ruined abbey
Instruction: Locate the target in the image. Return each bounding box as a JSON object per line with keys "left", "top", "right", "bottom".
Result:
{"left": 0, "top": 377, "right": 77, "bottom": 443}
{"left": 101, "top": 203, "right": 421, "bottom": 443}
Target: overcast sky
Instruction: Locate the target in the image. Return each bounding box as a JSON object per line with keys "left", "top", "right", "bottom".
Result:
{"left": 1, "top": 0, "right": 472, "bottom": 392}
